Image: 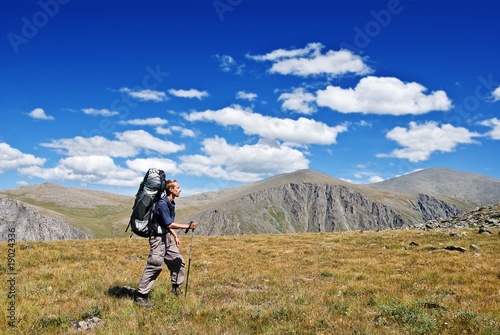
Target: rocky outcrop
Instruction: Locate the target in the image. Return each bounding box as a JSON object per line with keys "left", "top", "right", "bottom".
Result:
{"left": 194, "top": 183, "right": 409, "bottom": 235}
{"left": 0, "top": 198, "right": 92, "bottom": 241}
{"left": 412, "top": 193, "right": 463, "bottom": 221}
{"left": 411, "top": 203, "right": 500, "bottom": 230}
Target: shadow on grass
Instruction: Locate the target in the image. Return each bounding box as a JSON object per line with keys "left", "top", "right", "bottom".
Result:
{"left": 107, "top": 285, "right": 136, "bottom": 299}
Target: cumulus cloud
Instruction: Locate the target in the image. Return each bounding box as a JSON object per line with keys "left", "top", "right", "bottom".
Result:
{"left": 377, "top": 121, "right": 480, "bottom": 162}
{"left": 368, "top": 175, "right": 384, "bottom": 183}
{"left": 27, "top": 108, "right": 54, "bottom": 120}
{"left": 180, "top": 137, "right": 309, "bottom": 182}
{"left": 119, "top": 117, "right": 168, "bottom": 126}
{"left": 0, "top": 142, "right": 46, "bottom": 173}
{"left": 316, "top": 76, "right": 452, "bottom": 115}
{"left": 41, "top": 130, "right": 184, "bottom": 157}
{"left": 18, "top": 155, "right": 141, "bottom": 187}
{"left": 236, "top": 91, "right": 258, "bottom": 101}
{"left": 184, "top": 105, "right": 347, "bottom": 145}
{"left": 278, "top": 88, "right": 317, "bottom": 114}
{"left": 478, "top": 118, "right": 500, "bottom": 139}
{"left": 126, "top": 157, "right": 180, "bottom": 175}
{"left": 81, "top": 108, "right": 119, "bottom": 117}
{"left": 168, "top": 88, "right": 209, "bottom": 99}
{"left": 492, "top": 86, "right": 500, "bottom": 101}
{"left": 247, "top": 42, "right": 371, "bottom": 77}
{"left": 215, "top": 54, "right": 244, "bottom": 74}
{"left": 119, "top": 87, "right": 167, "bottom": 102}
{"left": 170, "top": 126, "right": 196, "bottom": 138}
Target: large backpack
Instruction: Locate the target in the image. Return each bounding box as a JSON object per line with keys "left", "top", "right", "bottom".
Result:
{"left": 126, "top": 168, "right": 166, "bottom": 237}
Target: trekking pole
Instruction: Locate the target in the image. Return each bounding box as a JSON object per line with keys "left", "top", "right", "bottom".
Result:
{"left": 184, "top": 224, "right": 195, "bottom": 297}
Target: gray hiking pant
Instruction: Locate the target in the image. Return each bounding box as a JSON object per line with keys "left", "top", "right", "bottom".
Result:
{"left": 137, "top": 234, "right": 185, "bottom": 295}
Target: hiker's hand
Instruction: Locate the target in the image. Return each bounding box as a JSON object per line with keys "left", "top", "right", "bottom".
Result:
{"left": 175, "top": 236, "right": 181, "bottom": 247}
{"left": 190, "top": 221, "right": 198, "bottom": 230}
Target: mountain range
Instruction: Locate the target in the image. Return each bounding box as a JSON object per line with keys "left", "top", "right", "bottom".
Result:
{"left": 1, "top": 167, "right": 499, "bottom": 241}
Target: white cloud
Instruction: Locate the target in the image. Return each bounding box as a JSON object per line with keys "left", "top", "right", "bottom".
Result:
{"left": 81, "top": 108, "right": 119, "bottom": 117}
{"left": 119, "top": 87, "right": 167, "bottom": 102}
{"left": 126, "top": 157, "right": 180, "bottom": 175}
{"left": 184, "top": 105, "right": 347, "bottom": 145}
{"left": 115, "top": 130, "right": 185, "bottom": 155}
{"left": 27, "top": 108, "right": 54, "bottom": 120}
{"left": 170, "top": 126, "right": 196, "bottom": 138}
{"left": 119, "top": 117, "right": 168, "bottom": 126}
{"left": 278, "top": 88, "right": 317, "bottom": 114}
{"left": 180, "top": 137, "right": 309, "bottom": 182}
{"left": 215, "top": 54, "right": 244, "bottom": 75}
{"left": 478, "top": 118, "right": 500, "bottom": 139}
{"left": 248, "top": 42, "right": 323, "bottom": 61}
{"left": 377, "top": 121, "right": 480, "bottom": 162}
{"left": 317, "top": 76, "right": 452, "bottom": 115}
{"left": 236, "top": 91, "right": 257, "bottom": 101}
{"left": 41, "top": 130, "right": 184, "bottom": 157}
{"left": 0, "top": 142, "right": 46, "bottom": 173}
{"left": 247, "top": 42, "right": 371, "bottom": 77}
{"left": 492, "top": 86, "right": 500, "bottom": 101}
{"left": 369, "top": 175, "right": 384, "bottom": 183}
{"left": 168, "top": 88, "right": 209, "bottom": 99}
{"left": 18, "top": 155, "right": 141, "bottom": 187}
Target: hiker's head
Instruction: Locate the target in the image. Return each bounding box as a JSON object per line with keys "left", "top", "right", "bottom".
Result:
{"left": 165, "top": 179, "right": 181, "bottom": 197}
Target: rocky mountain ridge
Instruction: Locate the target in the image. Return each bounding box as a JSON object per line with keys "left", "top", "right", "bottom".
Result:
{"left": 1, "top": 168, "right": 499, "bottom": 240}
{"left": 176, "top": 168, "right": 499, "bottom": 236}
{"left": 0, "top": 198, "right": 92, "bottom": 241}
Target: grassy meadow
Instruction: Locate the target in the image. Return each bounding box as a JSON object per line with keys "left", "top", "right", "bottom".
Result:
{"left": 1, "top": 229, "right": 499, "bottom": 335}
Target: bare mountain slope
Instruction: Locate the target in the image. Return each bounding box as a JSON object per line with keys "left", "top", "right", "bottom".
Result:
{"left": 176, "top": 169, "right": 493, "bottom": 235}
{"left": 0, "top": 182, "right": 134, "bottom": 239}
{"left": 0, "top": 198, "right": 92, "bottom": 241}
{"left": 1, "top": 168, "right": 498, "bottom": 239}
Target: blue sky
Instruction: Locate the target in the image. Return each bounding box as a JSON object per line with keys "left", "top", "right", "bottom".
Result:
{"left": 1, "top": 0, "right": 500, "bottom": 196}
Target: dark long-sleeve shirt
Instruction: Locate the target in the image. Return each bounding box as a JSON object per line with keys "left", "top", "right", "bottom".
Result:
{"left": 153, "top": 197, "right": 176, "bottom": 234}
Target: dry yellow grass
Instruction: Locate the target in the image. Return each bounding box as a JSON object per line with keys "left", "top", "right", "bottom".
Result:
{"left": 1, "top": 229, "right": 499, "bottom": 334}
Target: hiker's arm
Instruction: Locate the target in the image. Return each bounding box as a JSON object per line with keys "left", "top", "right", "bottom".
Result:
{"left": 169, "top": 228, "right": 181, "bottom": 247}
{"left": 168, "top": 221, "right": 198, "bottom": 231}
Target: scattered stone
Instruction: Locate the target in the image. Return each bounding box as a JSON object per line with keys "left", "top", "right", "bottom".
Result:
{"left": 444, "top": 246, "right": 466, "bottom": 253}
{"left": 478, "top": 226, "right": 493, "bottom": 235}
{"left": 409, "top": 241, "right": 420, "bottom": 246}
{"left": 70, "top": 317, "right": 102, "bottom": 331}
{"left": 414, "top": 203, "right": 500, "bottom": 231}
{"left": 473, "top": 253, "right": 481, "bottom": 257}
{"left": 470, "top": 244, "right": 480, "bottom": 250}
{"left": 449, "top": 232, "right": 461, "bottom": 237}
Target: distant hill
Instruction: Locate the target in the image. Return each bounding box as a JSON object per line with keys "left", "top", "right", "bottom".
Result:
{"left": 1, "top": 168, "right": 499, "bottom": 240}
{"left": 0, "top": 182, "right": 133, "bottom": 240}
{"left": 366, "top": 168, "right": 500, "bottom": 205}
{"left": 0, "top": 198, "right": 92, "bottom": 242}
{"left": 175, "top": 168, "right": 498, "bottom": 235}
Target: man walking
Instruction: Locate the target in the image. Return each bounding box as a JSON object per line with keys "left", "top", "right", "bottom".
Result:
{"left": 135, "top": 179, "right": 198, "bottom": 307}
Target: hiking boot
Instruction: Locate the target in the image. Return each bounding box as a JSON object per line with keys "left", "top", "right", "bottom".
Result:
{"left": 171, "top": 285, "right": 182, "bottom": 296}
{"left": 135, "top": 296, "right": 155, "bottom": 307}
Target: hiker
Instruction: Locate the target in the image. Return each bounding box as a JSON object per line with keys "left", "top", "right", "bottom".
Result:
{"left": 135, "top": 179, "right": 198, "bottom": 307}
